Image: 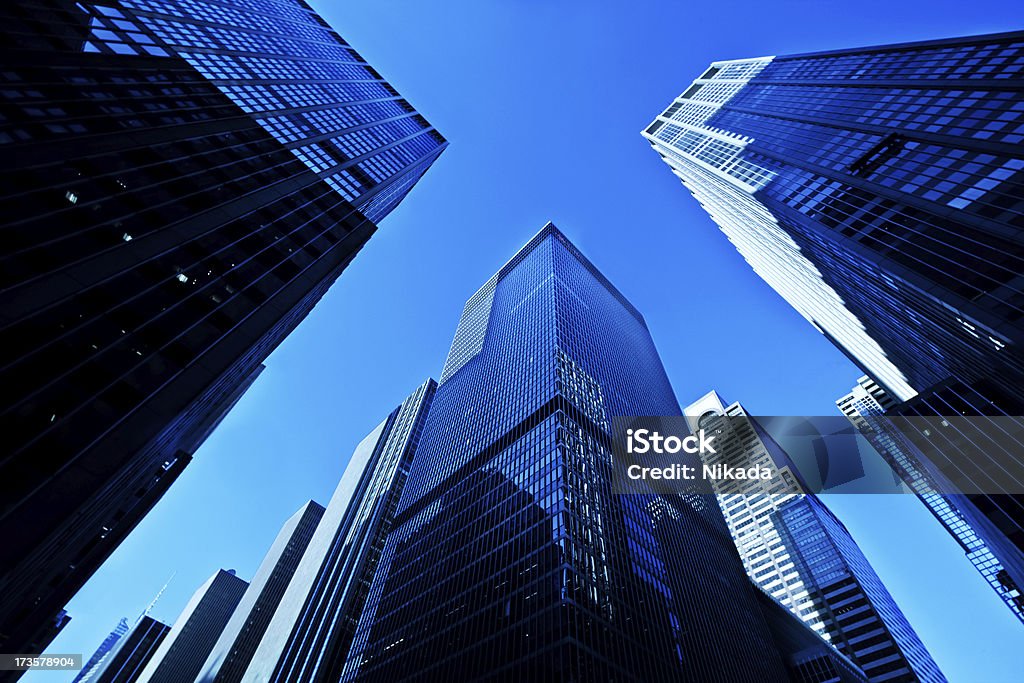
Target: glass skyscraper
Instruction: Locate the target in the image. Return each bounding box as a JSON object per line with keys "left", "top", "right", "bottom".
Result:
{"left": 89, "top": 616, "right": 170, "bottom": 683}
{"left": 0, "top": 0, "right": 444, "bottom": 656}
{"left": 197, "top": 501, "right": 326, "bottom": 682}
{"left": 89, "top": 0, "right": 447, "bottom": 223}
{"left": 684, "top": 391, "right": 830, "bottom": 639}
{"left": 136, "top": 569, "right": 248, "bottom": 683}
{"left": 643, "top": 30, "right": 1024, "bottom": 617}
{"left": 685, "top": 391, "right": 944, "bottom": 682}
{"left": 245, "top": 379, "right": 435, "bottom": 683}
{"left": 338, "top": 224, "right": 833, "bottom": 682}
{"left": 773, "top": 497, "right": 945, "bottom": 683}
{"left": 838, "top": 376, "right": 1024, "bottom": 622}
{"left": 74, "top": 617, "right": 131, "bottom": 683}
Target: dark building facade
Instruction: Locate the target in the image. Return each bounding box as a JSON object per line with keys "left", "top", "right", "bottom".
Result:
{"left": 0, "top": 0, "right": 444, "bottom": 656}
{"left": 644, "top": 31, "right": 1024, "bottom": 617}
{"left": 838, "top": 376, "right": 1024, "bottom": 622}
{"left": 338, "top": 224, "right": 821, "bottom": 682}
{"left": 244, "top": 379, "right": 436, "bottom": 682}
{"left": 196, "top": 501, "right": 325, "bottom": 682}
{"left": 136, "top": 569, "right": 247, "bottom": 683}
{"left": 90, "top": 616, "right": 170, "bottom": 683}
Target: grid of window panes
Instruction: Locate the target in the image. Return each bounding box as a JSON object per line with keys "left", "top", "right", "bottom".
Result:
{"left": 758, "top": 36, "right": 1024, "bottom": 82}
{"left": 141, "top": 569, "right": 249, "bottom": 683}
{"left": 0, "top": 0, "right": 405, "bottom": 653}
{"left": 209, "top": 502, "right": 325, "bottom": 683}
{"left": 891, "top": 380, "right": 1024, "bottom": 613}
{"left": 779, "top": 212, "right": 1021, "bottom": 407}
{"left": 839, "top": 379, "right": 1024, "bottom": 622}
{"left": 775, "top": 498, "right": 945, "bottom": 683}
{"left": 692, "top": 406, "right": 831, "bottom": 639}
{"left": 691, "top": 32, "right": 1024, "bottom": 410}
{"left": 0, "top": 63, "right": 372, "bottom": 474}
{"left": 342, "top": 225, "right": 792, "bottom": 682}
{"left": 81, "top": 0, "right": 448, "bottom": 222}
{"left": 262, "top": 380, "right": 436, "bottom": 683}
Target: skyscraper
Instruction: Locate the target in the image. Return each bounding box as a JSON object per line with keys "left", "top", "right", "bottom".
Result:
{"left": 197, "top": 501, "right": 326, "bottom": 682}
{"left": 773, "top": 496, "right": 945, "bottom": 683}
{"left": 0, "top": 0, "right": 445, "bottom": 655}
{"left": 136, "top": 569, "right": 248, "bottom": 683}
{"left": 684, "top": 392, "right": 829, "bottom": 635}
{"left": 89, "top": 617, "right": 170, "bottom": 683}
{"left": 643, "top": 30, "right": 1024, "bottom": 603}
{"left": 685, "top": 391, "right": 944, "bottom": 682}
{"left": 753, "top": 586, "right": 872, "bottom": 683}
{"left": 245, "top": 379, "right": 435, "bottom": 683}
{"left": 838, "top": 377, "right": 1024, "bottom": 622}
{"left": 339, "top": 223, "right": 827, "bottom": 682}
{"left": 74, "top": 617, "right": 131, "bottom": 683}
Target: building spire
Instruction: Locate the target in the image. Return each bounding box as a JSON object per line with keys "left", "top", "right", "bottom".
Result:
{"left": 138, "top": 572, "right": 175, "bottom": 624}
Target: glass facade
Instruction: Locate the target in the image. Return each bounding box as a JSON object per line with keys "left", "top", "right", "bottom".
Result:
{"left": 94, "top": 0, "right": 448, "bottom": 222}
{"left": 644, "top": 32, "right": 1024, "bottom": 407}
{"left": 245, "top": 379, "right": 435, "bottom": 683}
{"left": 838, "top": 377, "right": 1024, "bottom": 622}
{"left": 339, "top": 224, "right": 811, "bottom": 682}
{"left": 685, "top": 391, "right": 943, "bottom": 682}
{"left": 0, "top": 0, "right": 444, "bottom": 655}
{"left": 774, "top": 497, "right": 945, "bottom": 683}
{"left": 644, "top": 30, "right": 1024, "bottom": 628}
{"left": 684, "top": 391, "right": 829, "bottom": 638}
{"left": 136, "top": 569, "right": 248, "bottom": 683}
{"left": 91, "top": 616, "right": 170, "bottom": 683}
{"left": 754, "top": 587, "right": 870, "bottom": 683}
{"left": 75, "top": 617, "right": 131, "bottom": 683}
{"left": 196, "top": 501, "right": 326, "bottom": 682}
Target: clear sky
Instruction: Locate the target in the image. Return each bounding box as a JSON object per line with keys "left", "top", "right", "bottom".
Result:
{"left": 31, "top": 2, "right": 1024, "bottom": 681}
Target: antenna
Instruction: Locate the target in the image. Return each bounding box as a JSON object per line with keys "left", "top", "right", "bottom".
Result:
{"left": 138, "top": 572, "right": 175, "bottom": 623}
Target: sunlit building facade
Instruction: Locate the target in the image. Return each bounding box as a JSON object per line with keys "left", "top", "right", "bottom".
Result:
{"left": 245, "top": 379, "right": 436, "bottom": 683}
{"left": 643, "top": 32, "right": 1024, "bottom": 406}
{"left": 685, "top": 391, "right": 943, "bottom": 682}
{"left": 197, "top": 501, "right": 326, "bottom": 682}
{"left": 644, "top": 30, "right": 1024, "bottom": 609}
{"left": 0, "top": 0, "right": 444, "bottom": 656}
{"left": 774, "top": 497, "right": 944, "bottom": 682}
{"left": 136, "top": 569, "right": 248, "bottom": 683}
{"left": 684, "top": 393, "right": 828, "bottom": 634}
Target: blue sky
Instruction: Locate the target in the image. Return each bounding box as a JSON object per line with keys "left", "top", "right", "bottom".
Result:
{"left": 32, "top": 2, "right": 1024, "bottom": 681}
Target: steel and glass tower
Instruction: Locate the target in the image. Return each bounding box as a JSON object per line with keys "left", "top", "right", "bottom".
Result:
{"left": 338, "top": 224, "right": 834, "bottom": 682}
{"left": 773, "top": 497, "right": 945, "bottom": 683}
{"left": 838, "top": 377, "right": 1024, "bottom": 622}
{"left": 684, "top": 392, "right": 830, "bottom": 635}
{"left": 0, "top": 0, "right": 445, "bottom": 655}
{"left": 89, "top": 616, "right": 170, "bottom": 683}
{"left": 197, "top": 501, "right": 325, "bottom": 682}
{"left": 244, "top": 379, "right": 435, "bottom": 683}
{"left": 643, "top": 30, "right": 1024, "bottom": 609}
{"left": 74, "top": 618, "right": 131, "bottom": 683}
{"left": 685, "top": 391, "right": 944, "bottom": 682}
{"left": 136, "top": 569, "right": 248, "bottom": 683}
